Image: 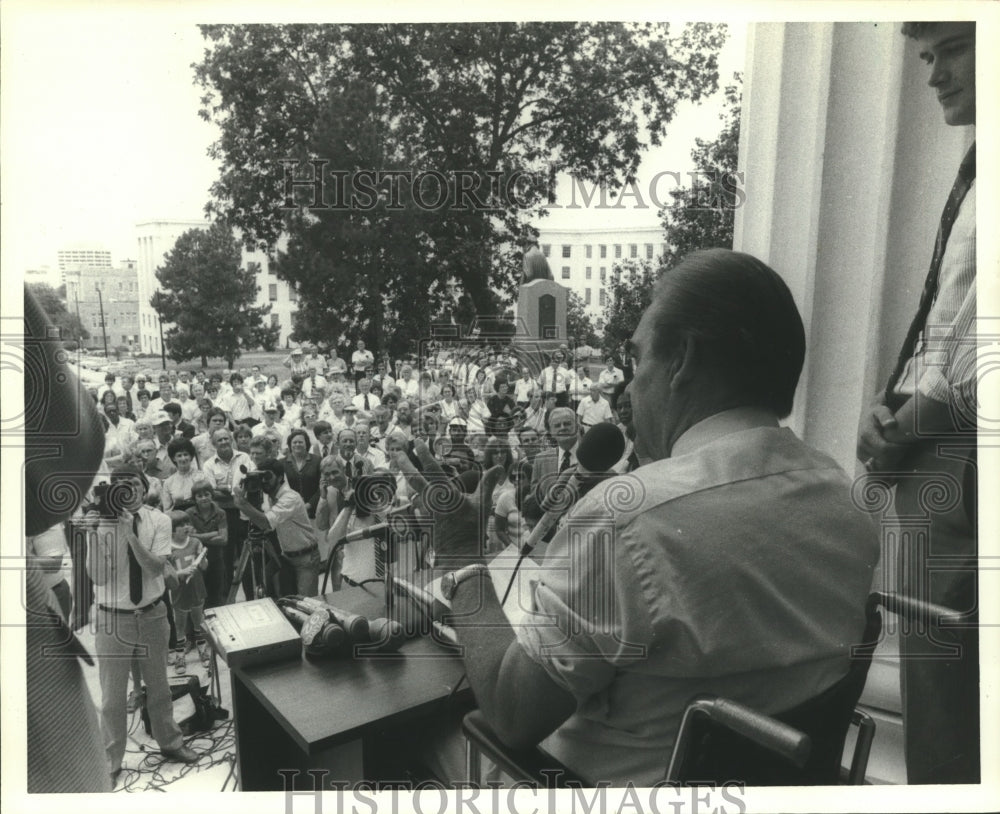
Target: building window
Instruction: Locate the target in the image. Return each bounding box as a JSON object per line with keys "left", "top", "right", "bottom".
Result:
{"left": 629, "top": 244, "right": 638, "bottom": 258}
{"left": 600, "top": 245, "right": 607, "bottom": 259}
{"left": 585, "top": 267, "right": 592, "bottom": 280}
{"left": 561, "top": 245, "right": 571, "bottom": 258}
{"left": 585, "top": 245, "right": 593, "bottom": 259}
{"left": 542, "top": 244, "right": 551, "bottom": 257}
{"left": 268, "top": 284, "right": 278, "bottom": 302}
{"left": 614, "top": 244, "right": 622, "bottom": 259}
{"left": 268, "top": 263, "right": 275, "bottom": 276}
{"left": 561, "top": 267, "right": 570, "bottom": 280}
{"left": 596, "top": 318, "right": 605, "bottom": 330}
{"left": 585, "top": 288, "right": 591, "bottom": 305}
{"left": 289, "top": 287, "right": 298, "bottom": 302}
{"left": 599, "top": 289, "right": 606, "bottom": 306}
{"left": 600, "top": 267, "right": 606, "bottom": 282}
{"left": 270, "top": 314, "right": 280, "bottom": 328}
{"left": 645, "top": 243, "right": 654, "bottom": 260}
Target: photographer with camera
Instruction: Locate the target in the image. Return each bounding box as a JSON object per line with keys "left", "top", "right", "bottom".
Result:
{"left": 232, "top": 459, "right": 321, "bottom": 597}
{"left": 82, "top": 465, "right": 199, "bottom": 784}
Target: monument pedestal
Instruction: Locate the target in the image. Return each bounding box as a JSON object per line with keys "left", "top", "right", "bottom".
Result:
{"left": 513, "top": 279, "right": 569, "bottom": 373}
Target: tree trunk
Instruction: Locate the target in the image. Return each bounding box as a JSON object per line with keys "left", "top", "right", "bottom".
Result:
{"left": 370, "top": 250, "right": 384, "bottom": 364}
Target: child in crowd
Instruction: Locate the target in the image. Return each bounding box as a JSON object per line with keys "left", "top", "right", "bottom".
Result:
{"left": 185, "top": 478, "right": 229, "bottom": 608}
{"left": 165, "top": 511, "right": 210, "bottom": 675}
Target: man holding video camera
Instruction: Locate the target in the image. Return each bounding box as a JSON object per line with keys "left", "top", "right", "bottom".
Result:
{"left": 232, "top": 459, "right": 321, "bottom": 597}
{"left": 82, "top": 465, "right": 198, "bottom": 784}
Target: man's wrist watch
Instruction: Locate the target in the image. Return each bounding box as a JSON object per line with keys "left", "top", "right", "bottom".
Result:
{"left": 440, "top": 563, "right": 489, "bottom": 601}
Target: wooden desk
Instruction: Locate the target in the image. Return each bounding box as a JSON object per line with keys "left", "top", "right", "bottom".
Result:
{"left": 230, "top": 583, "right": 471, "bottom": 791}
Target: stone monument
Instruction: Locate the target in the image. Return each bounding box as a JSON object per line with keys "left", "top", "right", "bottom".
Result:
{"left": 515, "top": 247, "right": 568, "bottom": 366}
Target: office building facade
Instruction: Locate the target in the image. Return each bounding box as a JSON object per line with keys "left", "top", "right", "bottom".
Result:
{"left": 536, "top": 225, "right": 666, "bottom": 329}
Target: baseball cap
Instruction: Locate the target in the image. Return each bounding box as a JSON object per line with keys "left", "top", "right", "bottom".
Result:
{"left": 291, "top": 347, "right": 303, "bottom": 355}
{"left": 150, "top": 410, "right": 172, "bottom": 425}
{"left": 263, "top": 401, "right": 278, "bottom": 412}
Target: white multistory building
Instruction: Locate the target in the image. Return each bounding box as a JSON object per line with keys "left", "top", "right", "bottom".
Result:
{"left": 535, "top": 225, "right": 666, "bottom": 329}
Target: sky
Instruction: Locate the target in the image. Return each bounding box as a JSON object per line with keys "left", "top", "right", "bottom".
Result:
{"left": 1, "top": 6, "right": 745, "bottom": 282}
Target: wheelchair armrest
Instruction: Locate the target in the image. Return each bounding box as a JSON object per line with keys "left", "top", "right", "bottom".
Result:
{"left": 462, "top": 710, "right": 588, "bottom": 787}
{"left": 868, "top": 591, "right": 964, "bottom": 627}
{"left": 667, "top": 697, "right": 811, "bottom": 781}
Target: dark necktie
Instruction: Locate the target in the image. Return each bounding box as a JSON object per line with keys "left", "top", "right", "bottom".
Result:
{"left": 128, "top": 515, "right": 143, "bottom": 604}
{"left": 364, "top": 394, "right": 370, "bottom": 410}
{"left": 322, "top": 444, "right": 329, "bottom": 458}
{"left": 559, "top": 449, "right": 572, "bottom": 473}
{"left": 885, "top": 142, "right": 976, "bottom": 401}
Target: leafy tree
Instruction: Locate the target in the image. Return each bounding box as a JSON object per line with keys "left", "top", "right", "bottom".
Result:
{"left": 194, "top": 23, "right": 727, "bottom": 357}
{"left": 602, "top": 75, "right": 741, "bottom": 353}
{"left": 566, "top": 291, "right": 599, "bottom": 348}
{"left": 601, "top": 260, "right": 659, "bottom": 355}
{"left": 150, "top": 221, "right": 280, "bottom": 368}
{"left": 659, "top": 76, "right": 742, "bottom": 268}
{"left": 26, "top": 283, "right": 89, "bottom": 345}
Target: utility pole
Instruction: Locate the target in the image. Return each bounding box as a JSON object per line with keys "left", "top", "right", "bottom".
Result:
{"left": 96, "top": 286, "right": 109, "bottom": 358}
{"left": 73, "top": 285, "right": 83, "bottom": 348}
{"left": 158, "top": 308, "right": 167, "bottom": 370}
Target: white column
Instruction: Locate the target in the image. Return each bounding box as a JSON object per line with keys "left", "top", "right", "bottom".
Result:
{"left": 735, "top": 21, "right": 971, "bottom": 472}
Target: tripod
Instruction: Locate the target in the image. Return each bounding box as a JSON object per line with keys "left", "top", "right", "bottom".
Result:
{"left": 227, "top": 527, "right": 282, "bottom": 603}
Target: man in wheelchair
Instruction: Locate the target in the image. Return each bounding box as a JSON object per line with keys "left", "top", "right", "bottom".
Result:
{"left": 393, "top": 250, "right": 881, "bottom": 787}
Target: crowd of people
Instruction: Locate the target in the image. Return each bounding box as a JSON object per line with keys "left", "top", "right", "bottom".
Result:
{"left": 35, "top": 338, "right": 634, "bottom": 785}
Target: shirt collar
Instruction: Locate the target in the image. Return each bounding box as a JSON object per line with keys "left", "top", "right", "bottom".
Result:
{"left": 671, "top": 407, "right": 780, "bottom": 458}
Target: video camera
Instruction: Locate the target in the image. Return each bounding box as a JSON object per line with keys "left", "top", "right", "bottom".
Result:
{"left": 91, "top": 480, "right": 138, "bottom": 519}
{"left": 239, "top": 469, "right": 269, "bottom": 510}
{"left": 237, "top": 465, "right": 280, "bottom": 547}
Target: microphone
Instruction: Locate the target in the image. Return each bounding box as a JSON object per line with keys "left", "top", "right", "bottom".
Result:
{"left": 331, "top": 502, "right": 415, "bottom": 547}
{"left": 524, "top": 422, "right": 625, "bottom": 552}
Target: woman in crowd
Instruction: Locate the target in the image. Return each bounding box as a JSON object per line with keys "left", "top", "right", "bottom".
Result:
{"left": 472, "top": 368, "right": 489, "bottom": 402}
{"left": 314, "top": 454, "right": 348, "bottom": 585}
{"left": 417, "top": 370, "right": 440, "bottom": 406}
{"left": 437, "top": 384, "right": 459, "bottom": 422}
{"left": 177, "top": 385, "right": 198, "bottom": 423}
{"left": 323, "top": 466, "right": 396, "bottom": 585}
{"left": 279, "top": 387, "right": 301, "bottom": 428}
{"left": 116, "top": 394, "right": 135, "bottom": 421}
{"left": 490, "top": 458, "right": 533, "bottom": 554}
{"left": 100, "top": 389, "right": 118, "bottom": 414}
{"left": 192, "top": 407, "right": 227, "bottom": 465}
{"left": 465, "top": 385, "right": 489, "bottom": 436}
{"left": 485, "top": 377, "right": 516, "bottom": 437}
{"left": 194, "top": 396, "right": 214, "bottom": 433}
{"left": 482, "top": 437, "right": 515, "bottom": 555}
{"left": 283, "top": 428, "right": 321, "bottom": 519}
{"left": 300, "top": 405, "right": 321, "bottom": 447}
{"left": 383, "top": 429, "right": 415, "bottom": 507}
{"left": 266, "top": 374, "right": 281, "bottom": 403}
{"left": 610, "top": 381, "right": 638, "bottom": 473}
{"left": 161, "top": 437, "right": 200, "bottom": 511}
{"left": 319, "top": 394, "right": 348, "bottom": 433}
